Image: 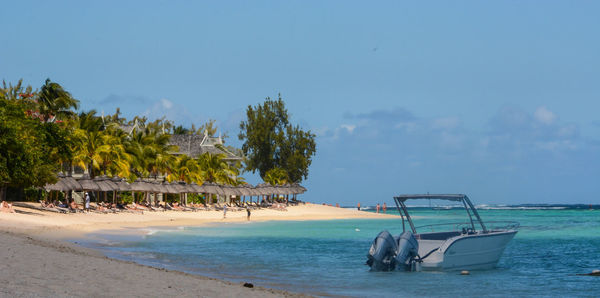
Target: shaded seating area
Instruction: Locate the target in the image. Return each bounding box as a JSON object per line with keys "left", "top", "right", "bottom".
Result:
{"left": 35, "top": 173, "right": 307, "bottom": 215}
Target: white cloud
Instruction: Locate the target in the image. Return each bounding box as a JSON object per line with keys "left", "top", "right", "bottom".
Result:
{"left": 340, "top": 124, "right": 356, "bottom": 133}
{"left": 534, "top": 106, "right": 556, "bottom": 125}
{"left": 160, "top": 98, "right": 173, "bottom": 109}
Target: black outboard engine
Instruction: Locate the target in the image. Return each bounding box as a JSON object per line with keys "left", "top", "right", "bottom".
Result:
{"left": 367, "top": 230, "right": 420, "bottom": 271}
{"left": 366, "top": 230, "right": 398, "bottom": 271}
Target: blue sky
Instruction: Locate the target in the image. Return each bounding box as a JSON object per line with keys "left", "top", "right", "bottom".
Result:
{"left": 2, "top": 1, "right": 599, "bottom": 204}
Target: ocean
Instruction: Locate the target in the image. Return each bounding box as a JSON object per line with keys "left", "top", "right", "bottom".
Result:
{"left": 82, "top": 207, "right": 600, "bottom": 297}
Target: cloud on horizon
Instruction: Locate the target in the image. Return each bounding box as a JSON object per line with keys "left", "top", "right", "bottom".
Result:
{"left": 308, "top": 105, "right": 599, "bottom": 204}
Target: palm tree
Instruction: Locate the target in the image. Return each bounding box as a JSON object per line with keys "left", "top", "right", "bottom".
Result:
{"left": 72, "top": 129, "right": 104, "bottom": 178}
{"left": 197, "top": 152, "right": 239, "bottom": 185}
{"left": 37, "top": 79, "right": 79, "bottom": 122}
{"left": 169, "top": 154, "right": 203, "bottom": 184}
{"left": 69, "top": 111, "right": 106, "bottom": 178}
{"left": 264, "top": 167, "right": 289, "bottom": 185}
{"left": 97, "top": 124, "right": 131, "bottom": 177}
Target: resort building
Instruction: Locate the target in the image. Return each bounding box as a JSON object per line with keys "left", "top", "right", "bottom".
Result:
{"left": 168, "top": 132, "right": 243, "bottom": 164}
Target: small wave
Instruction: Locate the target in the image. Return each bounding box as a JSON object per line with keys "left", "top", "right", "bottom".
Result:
{"left": 477, "top": 206, "right": 569, "bottom": 210}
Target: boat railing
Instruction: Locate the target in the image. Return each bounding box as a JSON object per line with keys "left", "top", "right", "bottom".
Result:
{"left": 485, "top": 221, "right": 520, "bottom": 231}
{"left": 415, "top": 222, "right": 473, "bottom": 233}
{"left": 415, "top": 221, "right": 519, "bottom": 233}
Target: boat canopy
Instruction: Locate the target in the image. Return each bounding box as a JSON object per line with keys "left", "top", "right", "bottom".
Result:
{"left": 393, "top": 194, "right": 488, "bottom": 234}
{"left": 394, "top": 194, "right": 467, "bottom": 202}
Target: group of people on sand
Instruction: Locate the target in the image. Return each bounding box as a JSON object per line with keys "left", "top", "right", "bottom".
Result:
{"left": 356, "top": 202, "right": 387, "bottom": 213}
{"left": 1, "top": 201, "right": 15, "bottom": 213}
{"left": 376, "top": 203, "right": 387, "bottom": 213}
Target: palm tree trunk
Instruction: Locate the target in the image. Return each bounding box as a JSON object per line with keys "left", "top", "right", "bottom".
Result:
{"left": 0, "top": 186, "right": 6, "bottom": 201}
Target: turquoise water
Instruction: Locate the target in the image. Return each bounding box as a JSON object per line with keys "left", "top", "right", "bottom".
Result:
{"left": 85, "top": 209, "right": 600, "bottom": 297}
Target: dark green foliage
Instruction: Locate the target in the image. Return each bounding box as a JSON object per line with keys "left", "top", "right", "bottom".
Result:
{"left": 37, "top": 78, "right": 80, "bottom": 122}
{"left": 239, "top": 94, "right": 316, "bottom": 182}
{"left": 0, "top": 98, "right": 65, "bottom": 191}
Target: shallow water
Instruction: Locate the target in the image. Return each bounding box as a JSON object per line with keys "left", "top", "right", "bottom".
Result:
{"left": 83, "top": 209, "right": 600, "bottom": 297}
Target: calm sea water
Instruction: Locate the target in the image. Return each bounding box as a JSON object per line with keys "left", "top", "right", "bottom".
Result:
{"left": 83, "top": 208, "right": 600, "bottom": 297}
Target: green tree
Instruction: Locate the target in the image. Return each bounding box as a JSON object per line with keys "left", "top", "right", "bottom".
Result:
{"left": 0, "top": 98, "right": 65, "bottom": 200}
{"left": 263, "top": 167, "right": 289, "bottom": 185}
{"left": 197, "top": 152, "right": 238, "bottom": 184}
{"left": 169, "top": 154, "right": 203, "bottom": 183}
{"left": 37, "top": 78, "right": 80, "bottom": 122}
{"left": 238, "top": 94, "right": 316, "bottom": 182}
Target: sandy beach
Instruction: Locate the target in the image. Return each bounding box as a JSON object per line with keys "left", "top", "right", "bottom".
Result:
{"left": 0, "top": 203, "right": 398, "bottom": 297}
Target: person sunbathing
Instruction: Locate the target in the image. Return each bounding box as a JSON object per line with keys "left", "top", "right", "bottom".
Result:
{"left": 68, "top": 200, "right": 81, "bottom": 211}
{"left": 130, "top": 202, "right": 148, "bottom": 211}
{"left": 46, "top": 201, "right": 56, "bottom": 208}
{"left": 171, "top": 202, "right": 184, "bottom": 210}
{"left": 1, "top": 201, "right": 16, "bottom": 213}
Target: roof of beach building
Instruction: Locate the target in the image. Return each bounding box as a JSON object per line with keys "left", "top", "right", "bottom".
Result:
{"left": 168, "top": 133, "right": 243, "bottom": 161}
{"left": 119, "top": 123, "right": 243, "bottom": 161}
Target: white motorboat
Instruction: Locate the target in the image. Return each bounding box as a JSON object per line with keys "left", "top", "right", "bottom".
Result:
{"left": 367, "top": 194, "right": 519, "bottom": 271}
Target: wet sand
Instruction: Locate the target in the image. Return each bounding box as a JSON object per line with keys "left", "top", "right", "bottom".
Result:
{"left": 0, "top": 203, "right": 397, "bottom": 297}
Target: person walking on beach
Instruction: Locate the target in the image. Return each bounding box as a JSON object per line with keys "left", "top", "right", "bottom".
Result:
{"left": 246, "top": 206, "right": 251, "bottom": 221}
{"left": 376, "top": 203, "right": 380, "bottom": 213}
{"left": 84, "top": 192, "right": 91, "bottom": 212}
{"left": 223, "top": 204, "right": 227, "bottom": 219}
{"left": 357, "top": 202, "right": 361, "bottom": 211}
{"left": 383, "top": 202, "right": 387, "bottom": 213}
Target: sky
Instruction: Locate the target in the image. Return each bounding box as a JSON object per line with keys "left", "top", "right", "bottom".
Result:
{"left": 2, "top": 1, "right": 599, "bottom": 205}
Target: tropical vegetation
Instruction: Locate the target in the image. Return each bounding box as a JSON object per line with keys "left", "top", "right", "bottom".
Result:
{"left": 239, "top": 94, "right": 316, "bottom": 183}
{"left": 0, "top": 79, "right": 242, "bottom": 201}
{"left": 1, "top": 79, "right": 315, "bottom": 201}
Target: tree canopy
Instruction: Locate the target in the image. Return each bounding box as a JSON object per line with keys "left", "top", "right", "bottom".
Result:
{"left": 0, "top": 92, "right": 68, "bottom": 200}
{"left": 239, "top": 94, "right": 316, "bottom": 183}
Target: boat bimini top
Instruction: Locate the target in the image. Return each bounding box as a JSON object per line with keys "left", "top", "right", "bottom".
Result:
{"left": 393, "top": 194, "right": 488, "bottom": 234}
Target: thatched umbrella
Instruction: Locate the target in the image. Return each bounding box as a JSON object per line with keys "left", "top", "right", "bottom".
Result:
{"left": 128, "top": 179, "right": 152, "bottom": 204}
{"left": 246, "top": 185, "right": 260, "bottom": 197}
{"left": 111, "top": 177, "right": 131, "bottom": 191}
{"left": 237, "top": 185, "right": 252, "bottom": 197}
{"left": 129, "top": 179, "right": 149, "bottom": 192}
{"left": 92, "top": 176, "right": 118, "bottom": 203}
{"left": 169, "top": 181, "right": 185, "bottom": 193}
{"left": 221, "top": 185, "right": 239, "bottom": 196}
{"left": 108, "top": 177, "right": 130, "bottom": 203}
{"left": 203, "top": 182, "right": 225, "bottom": 196}
{"left": 181, "top": 182, "right": 197, "bottom": 193}
{"left": 161, "top": 181, "right": 179, "bottom": 194}
{"left": 44, "top": 179, "right": 70, "bottom": 192}
{"left": 294, "top": 184, "right": 307, "bottom": 194}
{"left": 78, "top": 175, "right": 101, "bottom": 192}
{"left": 61, "top": 176, "right": 83, "bottom": 191}
{"left": 187, "top": 182, "right": 207, "bottom": 204}
{"left": 92, "top": 176, "right": 116, "bottom": 192}
{"left": 256, "top": 183, "right": 275, "bottom": 195}
{"left": 146, "top": 180, "right": 163, "bottom": 193}
{"left": 189, "top": 182, "right": 205, "bottom": 194}
{"left": 220, "top": 184, "right": 241, "bottom": 204}
{"left": 202, "top": 182, "right": 225, "bottom": 204}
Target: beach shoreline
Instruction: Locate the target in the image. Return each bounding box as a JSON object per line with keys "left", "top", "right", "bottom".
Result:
{"left": 0, "top": 203, "right": 398, "bottom": 297}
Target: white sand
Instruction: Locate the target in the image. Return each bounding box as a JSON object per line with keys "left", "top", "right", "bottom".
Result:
{"left": 0, "top": 203, "right": 398, "bottom": 297}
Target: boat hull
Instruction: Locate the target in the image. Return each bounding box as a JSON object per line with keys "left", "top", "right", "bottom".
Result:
{"left": 420, "top": 230, "right": 517, "bottom": 271}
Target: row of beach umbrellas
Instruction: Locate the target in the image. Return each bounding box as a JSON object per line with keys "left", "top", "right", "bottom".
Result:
{"left": 44, "top": 174, "right": 306, "bottom": 196}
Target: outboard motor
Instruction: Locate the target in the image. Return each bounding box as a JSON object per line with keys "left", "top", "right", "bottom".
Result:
{"left": 367, "top": 231, "right": 420, "bottom": 272}
{"left": 394, "top": 231, "right": 419, "bottom": 271}
{"left": 366, "top": 230, "right": 398, "bottom": 271}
